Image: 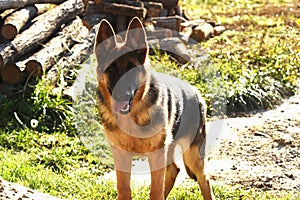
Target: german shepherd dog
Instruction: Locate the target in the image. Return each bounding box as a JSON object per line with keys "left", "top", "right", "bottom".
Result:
{"left": 94, "top": 17, "right": 214, "bottom": 200}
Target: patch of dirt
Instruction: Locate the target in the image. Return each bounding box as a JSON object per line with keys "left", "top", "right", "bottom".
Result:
{"left": 208, "top": 91, "right": 300, "bottom": 196}
{"left": 0, "top": 177, "right": 61, "bottom": 200}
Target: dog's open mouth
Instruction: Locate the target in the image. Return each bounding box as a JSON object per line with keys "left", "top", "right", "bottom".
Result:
{"left": 113, "top": 98, "right": 133, "bottom": 114}
{"left": 112, "top": 90, "right": 137, "bottom": 114}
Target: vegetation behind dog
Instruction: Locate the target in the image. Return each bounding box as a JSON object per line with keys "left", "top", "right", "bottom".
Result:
{"left": 0, "top": 0, "right": 299, "bottom": 199}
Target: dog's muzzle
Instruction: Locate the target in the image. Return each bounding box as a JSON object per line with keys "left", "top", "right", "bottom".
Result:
{"left": 113, "top": 100, "right": 130, "bottom": 114}
{"left": 113, "top": 94, "right": 134, "bottom": 114}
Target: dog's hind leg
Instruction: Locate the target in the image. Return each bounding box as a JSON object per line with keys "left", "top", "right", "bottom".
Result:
{"left": 164, "top": 145, "right": 180, "bottom": 199}
{"left": 182, "top": 145, "right": 214, "bottom": 200}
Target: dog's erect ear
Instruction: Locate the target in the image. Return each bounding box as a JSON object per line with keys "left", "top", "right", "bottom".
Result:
{"left": 95, "top": 19, "right": 117, "bottom": 74}
{"left": 125, "top": 17, "right": 148, "bottom": 63}
{"left": 125, "top": 17, "right": 148, "bottom": 51}
{"left": 95, "top": 19, "right": 116, "bottom": 51}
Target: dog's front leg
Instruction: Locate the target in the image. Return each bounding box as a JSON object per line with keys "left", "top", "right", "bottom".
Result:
{"left": 111, "top": 146, "right": 133, "bottom": 200}
{"left": 148, "top": 150, "right": 166, "bottom": 200}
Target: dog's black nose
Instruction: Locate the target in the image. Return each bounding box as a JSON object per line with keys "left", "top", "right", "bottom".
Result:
{"left": 114, "top": 91, "right": 132, "bottom": 102}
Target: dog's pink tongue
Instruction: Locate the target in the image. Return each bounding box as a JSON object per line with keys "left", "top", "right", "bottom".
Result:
{"left": 113, "top": 101, "right": 129, "bottom": 113}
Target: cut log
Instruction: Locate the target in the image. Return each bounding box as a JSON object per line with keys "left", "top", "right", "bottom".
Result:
{"left": 82, "top": 14, "right": 111, "bottom": 30}
{"left": 151, "top": 16, "right": 184, "bottom": 32}
{"left": 1, "top": 4, "right": 51, "bottom": 40}
{"left": 0, "top": 9, "right": 16, "bottom": 19}
{"left": 148, "top": 37, "right": 189, "bottom": 64}
{"left": 143, "top": 0, "right": 179, "bottom": 10}
{"left": 24, "top": 60, "right": 42, "bottom": 77}
{"left": 145, "top": 26, "right": 178, "bottom": 40}
{"left": 214, "top": 25, "right": 226, "bottom": 36}
{"left": 143, "top": 1, "right": 163, "bottom": 18}
{"left": 190, "top": 22, "right": 214, "bottom": 42}
{"left": 0, "top": 0, "right": 84, "bottom": 65}
{"left": 46, "top": 25, "right": 97, "bottom": 85}
{"left": 1, "top": 62, "right": 23, "bottom": 84}
{"left": 121, "top": 0, "right": 144, "bottom": 8}
{"left": 0, "top": 0, "right": 65, "bottom": 10}
{"left": 18, "top": 17, "right": 89, "bottom": 77}
{"left": 180, "top": 19, "right": 206, "bottom": 29}
{"left": 85, "top": 1, "right": 146, "bottom": 18}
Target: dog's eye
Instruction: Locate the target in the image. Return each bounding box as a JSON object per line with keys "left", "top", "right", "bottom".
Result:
{"left": 127, "top": 62, "right": 136, "bottom": 69}
{"left": 106, "top": 65, "right": 116, "bottom": 74}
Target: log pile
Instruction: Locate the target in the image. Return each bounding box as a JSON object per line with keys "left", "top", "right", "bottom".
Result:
{"left": 0, "top": 0, "right": 226, "bottom": 95}
{"left": 83, "top": 0, "right": 226, "bottom": 62}
{"left": 0, "top": 0, "right": 91, "bottom": 90}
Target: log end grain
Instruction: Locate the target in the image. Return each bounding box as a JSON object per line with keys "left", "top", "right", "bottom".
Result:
{"left": 2, "top": 63, "right": 23, "bottom": 85}
{"left": 214, "top": 25, "right": 226, "bottom": 36}
{"left": 25, "top": 60, "right": 43, "bottom": 77}
{"left": 1, "top": 24, "right": 17, "bottom": 40}
{"left": 190, "top": 23, "right": 214, "bottom": 42}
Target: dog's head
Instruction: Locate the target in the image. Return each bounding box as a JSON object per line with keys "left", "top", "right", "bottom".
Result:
{"left": 94, "top": 17, "right": 150, "bottom": 115}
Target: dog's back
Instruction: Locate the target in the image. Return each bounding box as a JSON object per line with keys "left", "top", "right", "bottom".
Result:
{"left": 151, "top": 71, "right": 206, "bottom": 142}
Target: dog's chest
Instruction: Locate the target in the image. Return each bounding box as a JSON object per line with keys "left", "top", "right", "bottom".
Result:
{"left": 105, "top": 128, "right": 167, "bottom": 153}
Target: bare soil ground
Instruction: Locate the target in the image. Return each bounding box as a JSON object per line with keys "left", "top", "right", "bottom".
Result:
{"left": 0, "top": 178, "right": 61, "bottom": 200}
{"left": 208, "top": 90, "right": 300, "bottom": 196}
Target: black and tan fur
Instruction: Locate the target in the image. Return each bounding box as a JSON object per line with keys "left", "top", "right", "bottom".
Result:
{"left": 94, "top": 17, "right": 214, "bottom": 200}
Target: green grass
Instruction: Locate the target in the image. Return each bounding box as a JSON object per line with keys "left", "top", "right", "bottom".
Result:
{"left": 181, "top": 0, "right": 300, "bottom": 114}
{"left": 1, "top": 0, "right": 300, "bottom": 199}
{"left": 1, "top": 150, "right": 298, "bottom": 200}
